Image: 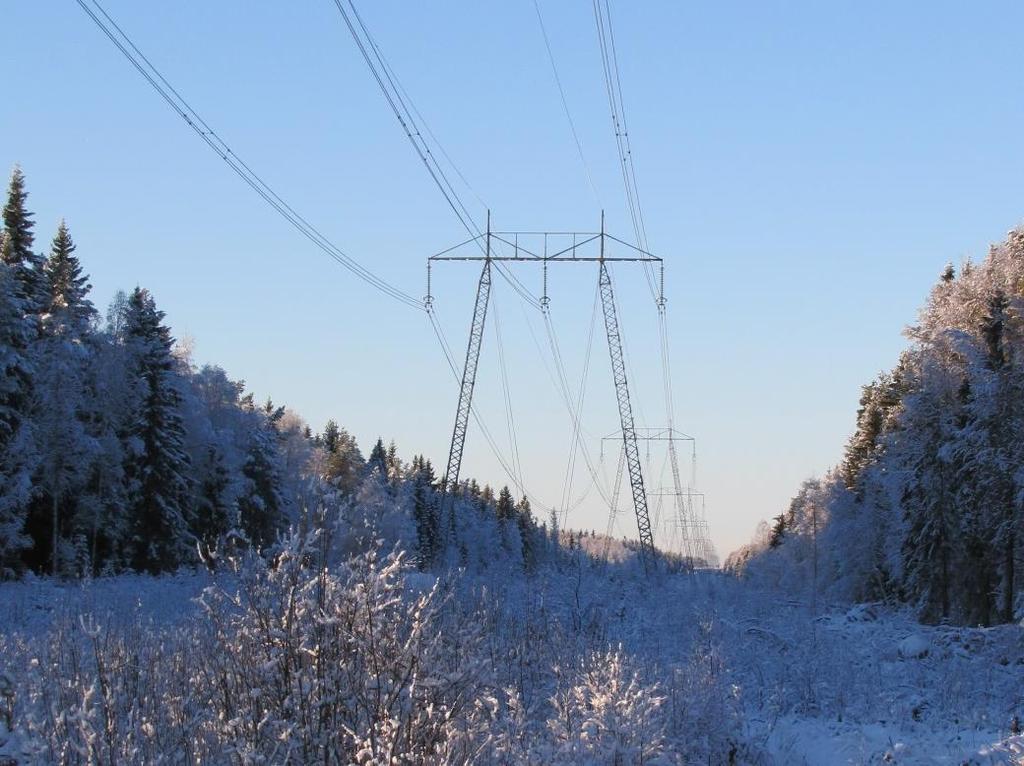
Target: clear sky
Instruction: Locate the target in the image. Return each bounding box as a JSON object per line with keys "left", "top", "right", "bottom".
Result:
{"left": 4, "top": 1, "right": 1024, "bottom": 558}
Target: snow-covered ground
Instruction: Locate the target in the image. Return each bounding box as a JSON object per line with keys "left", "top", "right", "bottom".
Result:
{"left": 1, "top": 559, "right": 1022, "bottom": 764}
{"left": 535, "top": 569, "right": 1024, "bottom": 764}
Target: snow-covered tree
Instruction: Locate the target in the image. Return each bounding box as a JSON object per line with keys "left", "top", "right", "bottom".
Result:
{"left": 1, "top": 166, "right": 46, "bottom": 318}
{"left": 122, "top": 287, "right": 192, "bottom": 572}
{"left": 0, "top": 260, "right": 34, "bottom": 575}
{"left": 42, "top": 220, "right": 95, "bottom": 338}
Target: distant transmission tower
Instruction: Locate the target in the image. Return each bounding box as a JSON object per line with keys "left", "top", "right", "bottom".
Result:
{"left": 428, "top": 213, "right": 662, "bottom": 570}
{"left": 601, "top": 427, "right": 716, "bottom": 568}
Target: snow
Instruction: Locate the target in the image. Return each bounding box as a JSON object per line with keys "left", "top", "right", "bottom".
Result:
{"left": 1, "top": 556, "right": 1022, "bottom": 763}
{"left": 897, "top": 634, "right": 931, "bottom": 660}
{"left": 766, "top": 717, "right": 1010, "bottom": 764}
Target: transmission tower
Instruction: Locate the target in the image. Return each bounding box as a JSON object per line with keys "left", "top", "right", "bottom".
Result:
{"left": 601, "top": 426, "right": 715, "bottom": 568}
{"left": 648, "top": 489, "right": 716, "bottom": 567}
{"left": 428, "top": 214, "right": 662, "bottom": 570}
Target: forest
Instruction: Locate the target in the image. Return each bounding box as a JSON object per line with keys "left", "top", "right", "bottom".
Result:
{"left": 729, "top": 227, "right": 1024, "bottom": 627}
{"left": 0, "top": 166, "right": 561, "bottom": 582}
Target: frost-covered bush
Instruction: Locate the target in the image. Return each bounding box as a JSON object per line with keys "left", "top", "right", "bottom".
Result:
{"left": 547, "top": 648, "right": 666, "bottom": 764}
{"left": 197, "top": 532, "right": 491, "bottom": 763}
{"left": 0, "top": 527, "right": 752, "bottom": 764}
{"left": 0, "top": 530, "right": 507, "bottom": 763}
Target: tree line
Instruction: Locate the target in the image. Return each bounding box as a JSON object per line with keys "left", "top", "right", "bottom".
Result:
{"left": 0, "top": 166, "right": 552, "bottom": 578}
{"left": 729, "top": 228, "right": 1024, "bottom": 625}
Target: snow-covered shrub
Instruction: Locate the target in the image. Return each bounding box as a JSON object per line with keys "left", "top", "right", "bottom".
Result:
{"left": 197, "top": 531, "right": 492, "bottom": 763}
{"left": 546, "top": 648, "right": 666, "bottom": 764}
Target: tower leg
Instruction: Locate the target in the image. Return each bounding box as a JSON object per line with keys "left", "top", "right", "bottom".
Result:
{"left": 598, "top": 261, "right": 656, "bottom": 570}
{"left": 440, "top": 258, "right": 492, "bottom": 502}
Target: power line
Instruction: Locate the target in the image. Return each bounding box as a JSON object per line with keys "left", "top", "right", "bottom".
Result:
{"left": 591, "top": 0, "right": 659, "bottom": 305}
{"left": 588, "top": 3, "right": 717, "bottom": 561}
{"left": 74, "top": 0, "right": 422, "bottom": 311}
{"left": 531, "top": 0, "right": 602, "bottom": 206}
{"left": 76, "top": 0, "right": 551, "bottom": 512}
{"left": 427, "top": 305, "right": 549, "bottom": 508}
{"left": 333, "top": 0, "right": 546, "bottom": 311}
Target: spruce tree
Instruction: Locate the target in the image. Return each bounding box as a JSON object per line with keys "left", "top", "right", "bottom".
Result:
{"left": 27, "top": 222, "right": 98, "bottom": 575}
{"left": 0, "top": 261, "right": 34, "bottom": 575}
{"left": 410, "top": 455, "right": 439, "bottom": 568}
{"left": 367, "top": 437, "right": 388, "bottom": 479}
{"left": 901, "top": 371, "right": 959, "bottom": 623}
{"left": 768, "top": 514, "right": 787, "bottom": 548}
{"left": 238, "top": 395, "right": 287, "bottom": 548}
{"left": 193, "top": 445, "right": 232, "bottom": 553}
{"left": 2, "top": 167, "right": 47, "bottom": 316}
{"left": 386, "top": 440, "right": 399, "bottom": 475}
{"left": 496, "top": 486, "right": 515, "bottom": 522}
{"left": 122, "top": 287, "right": 192, "bottom": 573}
{"left": 516, "top": 495, "right": 536, "bottom": 570}
{"left": 43, "top": 220, "right": 95, "bottom": 337}
{"left": 977, "top": 290, "right": 1017, "bottom": 623}
{"left": 323, "top": 419, "right": 340, "bottom": 453}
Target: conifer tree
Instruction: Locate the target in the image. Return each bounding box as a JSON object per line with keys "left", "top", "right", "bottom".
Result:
{"left": 975, "top": 290, "right": 1018, "bottom": 623}
{"left": 516, "top": 495, "right": 536, "bottom": 569}
{"left": 410, "top": 455, "right": 439, "bottom": 568}
{"left": 237, "top": 394, "right": 287, "bottom": 548}
{"left": 367, "top": 437, "right": 388, "bottom": 479}
{"left": 122, "top": 287, "right": 192, "bottom": 573}
{"left": 768, "top": 514, "right": 787, "bottom": 548}
{"left": 322, "top": 425, "right": 364, "bottom": 494}
{"left": 2, "top": 167, "right": 47, "bottom": 316}
{"left": 900, "top": 371, "right": 959, "bottom": 623}
{"left": 42, "top": 220, "right": 95, "bottom": 337}
{"left": 26, "top": 222, "right": 99, "bottom": 575}
{"left": 492, "top": 486, "right": 520, "bottom": 560}
{"left": 478, "top": 483, "right": 494, "bottom": 516}
{"left": 0, "top": 260, "right": 34, "bottom": 575}
{"left": 386, "top": 440, "right": 399, "bottom": 475}
{"left": 194, "top": 445, "right": 232, "bottom": 552}
{"left": 323, "top": 419, "right": 340, "bottom": 453}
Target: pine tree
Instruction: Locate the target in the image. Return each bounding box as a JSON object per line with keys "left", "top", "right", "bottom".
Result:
{"left": 122, "top": 287, "right": 192, "bottom": 573}
{"left": 496, "top": 486, "right": 515, "bottom": 522}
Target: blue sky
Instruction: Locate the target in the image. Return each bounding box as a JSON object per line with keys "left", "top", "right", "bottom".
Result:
{"left": 4, "top": 1, "right": 1023, "bottom": 557}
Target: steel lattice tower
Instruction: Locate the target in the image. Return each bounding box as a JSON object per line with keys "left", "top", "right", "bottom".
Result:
{"left": 597, "top": 259, "right": 656, "bottom": 568}
{"left": 428, "top": 214, "right": 663, "bottom": 573}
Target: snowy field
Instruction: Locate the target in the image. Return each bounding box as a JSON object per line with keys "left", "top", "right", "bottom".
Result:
{"left": 1, "top": 554, "right": 1022, "bottom": 764}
